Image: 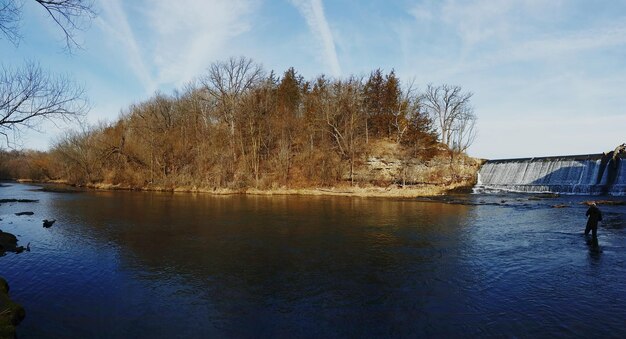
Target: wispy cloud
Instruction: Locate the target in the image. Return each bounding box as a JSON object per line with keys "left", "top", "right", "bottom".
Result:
{"left": 439, "top": 0, "right": 564, "bottom": 47}
{"left": 432, "top": 20, "right": 626, "bottom": 79}
{"left": 291, "top": 0, "right": 341, "bottom": 76}
{"left": 97, "top": 0, "right": 155, "bottom": 92}
{"left": 403, "top": 1, "right": 626, "bottom": 157}
{"left": 147, "top": 0, "right": 257, "bottom": 87}
{"left": 97, "top": 0, "right": 257, "bottom": 92}
{"left": 405, "top": 1, "right": 626, "bottom": 74}
{"left": 489, "top": 22, "right": 626, "bottom": 64}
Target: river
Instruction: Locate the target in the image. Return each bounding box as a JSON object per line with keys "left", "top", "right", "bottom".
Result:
{"left": 1, "top": 183, "right": 626, "bottom": 337}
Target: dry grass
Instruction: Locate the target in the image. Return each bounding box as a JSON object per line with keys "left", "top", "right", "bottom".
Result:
{"left": 79, "top": 181, "right": 472, "bottom": 198}
{"left": 17, "top": 139, "right": 481, "bottom": 198}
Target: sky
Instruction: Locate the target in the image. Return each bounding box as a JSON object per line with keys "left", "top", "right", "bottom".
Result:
{"left": 2, "top": 0, "right": 626, "bottom": 159}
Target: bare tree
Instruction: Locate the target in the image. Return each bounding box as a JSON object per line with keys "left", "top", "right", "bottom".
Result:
{"left": 0, "top": 0, "right": 96, "bottom": 51}
{"left": 199, "top": 57, "right": 265, "bottom": 174}
{"left": 317, "top": 77, "right": 364, "bottom": 185}
{"left": 239, "top": 80, "right": 274, "bottom": 187}
{"left": 0, "top": 62, "right": 87, "bottom": 146}
{"left": 450, "top": 108, "right": 477, "bottom": 153}
{"left": 422, "top": 84, "right": 476, "bottom": 151}
{"left": 200, "top": 57, "right": 265, "bottom": 137}
{"left": 0, "top": 0, "right": 94, "bottom": 147}
{"left": 52, "top": 127, "right": 99, "bottom": 183}
{"left": 391, "top": 78, "right": 420, "bottom": 143}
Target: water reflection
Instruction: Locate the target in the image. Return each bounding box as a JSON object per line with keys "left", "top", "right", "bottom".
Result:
{"left": 41, "top": 191, "right": 474, "bottom": 336}
{"left": 586, "top": 235, "right": 602, "bottom": 261}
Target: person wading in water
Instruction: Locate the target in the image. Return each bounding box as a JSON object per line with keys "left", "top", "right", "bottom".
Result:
{"left": 585, "top": 202, "right": 602, "bottom": 238}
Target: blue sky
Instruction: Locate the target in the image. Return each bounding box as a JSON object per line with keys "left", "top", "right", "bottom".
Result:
{"left": 2, "top": 0, "right": 626, "bottom": 159}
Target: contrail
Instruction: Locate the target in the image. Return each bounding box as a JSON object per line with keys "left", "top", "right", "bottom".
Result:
{"left": 291, "top": 0, "right": 341, "bottom": 76}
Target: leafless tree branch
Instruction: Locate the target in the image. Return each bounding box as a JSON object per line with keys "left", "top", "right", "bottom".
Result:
{"left": 0, "top": 0, "right": 22, "bottom": 45}
{"left": 0, "top": 0, "right": 95, "bottom": 51}
{"left": 0, "top": 62, "right": 88, "bottom": 146}
{"left": 422, "top": 83, "right": 476, "bottom": 151}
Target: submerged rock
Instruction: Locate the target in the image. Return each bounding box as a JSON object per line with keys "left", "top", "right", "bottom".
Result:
{"left": 0, "top": 199, "right": 38, "bottom": 203}
{"left": 552, "top": 204, "right": 569, "bottom": 208}
{"left": 32, "top": 185, "right": 83, "bottom": 194}
{"left": 0, "top": 277, "right": 25, "bottom": 338}
{"left": 14, "top": 212, "right": 34, "bottom": 216}
{"left": 528, "top": 193, "right": 561, "bottom": 201}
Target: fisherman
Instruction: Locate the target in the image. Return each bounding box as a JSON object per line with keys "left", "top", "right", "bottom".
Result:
{"left": 585, "top": 202, "right": 602, "bottom": 238}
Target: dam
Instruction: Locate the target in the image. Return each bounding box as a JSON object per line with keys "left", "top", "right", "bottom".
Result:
{"left": 475, "top": 152, "right": 626, "bottom": 195}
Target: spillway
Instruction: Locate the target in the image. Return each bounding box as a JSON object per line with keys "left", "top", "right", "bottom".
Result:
{"left": 475, "top": 153, "right": 626, "bottom": 195}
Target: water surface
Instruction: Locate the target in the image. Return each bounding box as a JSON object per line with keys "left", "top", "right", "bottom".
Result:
{"left": 1, "top": 183, "right": 626, "bottom": 337}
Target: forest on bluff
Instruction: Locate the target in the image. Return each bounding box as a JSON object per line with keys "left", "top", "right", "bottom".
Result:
{"left": 1, "top": 57, "right": 478, "bottom": 191}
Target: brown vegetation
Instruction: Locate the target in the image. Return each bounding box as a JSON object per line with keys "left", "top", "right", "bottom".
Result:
{"left": 1, "top": 58, "right": 479, "bottom": 195}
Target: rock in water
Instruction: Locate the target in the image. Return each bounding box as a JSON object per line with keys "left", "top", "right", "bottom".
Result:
{"left": 0, "top": 232, "right": 18, "bottom": 255}
{"left": 0, "top": 231, "right": 29, "bottom": 255}
{"left": 43, "top": 219, "right": 56, "bottom": 228}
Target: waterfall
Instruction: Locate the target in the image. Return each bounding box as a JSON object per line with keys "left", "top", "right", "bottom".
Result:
{"left": 475, "top": 154, "right": 625, "bottom": 195}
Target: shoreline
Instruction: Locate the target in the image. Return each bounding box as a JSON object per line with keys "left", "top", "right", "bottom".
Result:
{"left": 14, "top": 179, "right": 475, "bottom": 198}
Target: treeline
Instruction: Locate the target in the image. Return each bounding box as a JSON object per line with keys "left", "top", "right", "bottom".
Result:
{"left": 0, "top": 150, "right": 56, "bottom": 180}
{"left": 3, "top": 57, "right": 478, "bottom": 189}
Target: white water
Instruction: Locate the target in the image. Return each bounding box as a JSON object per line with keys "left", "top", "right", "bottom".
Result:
{"left": 476, "top": 155, "right": 625, "bottom": 195}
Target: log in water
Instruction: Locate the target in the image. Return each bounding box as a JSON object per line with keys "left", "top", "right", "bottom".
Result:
{"left": 476, "top": 153, "right": 626, "bottom": 195}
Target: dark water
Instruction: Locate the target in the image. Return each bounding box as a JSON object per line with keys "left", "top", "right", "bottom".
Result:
{"left": 1, "top": 183, "right": 626, "bottom": 337}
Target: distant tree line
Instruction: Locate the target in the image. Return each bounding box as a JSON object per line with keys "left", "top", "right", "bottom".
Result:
{"left": 0, "top": 149, "right": 55, "bottom": 180}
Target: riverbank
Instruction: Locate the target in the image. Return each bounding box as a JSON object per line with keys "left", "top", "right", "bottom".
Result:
{"left": 15, "top": 152, "right": 481, "bottom": 197}
{"left": 18, "top": 179, "right": 477, "bottom": 198}
{"left": 6, "top": 139, "right": 482, "bottom": 199}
